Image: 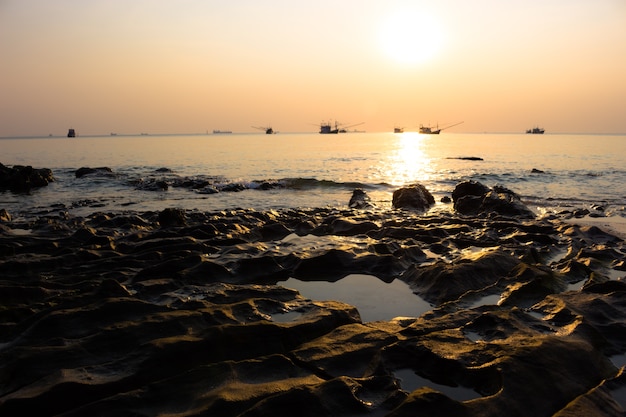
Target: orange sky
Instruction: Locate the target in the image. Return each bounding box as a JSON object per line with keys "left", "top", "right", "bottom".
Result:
{"left": 1, "top": 0, "right": 625, "bottom": 136}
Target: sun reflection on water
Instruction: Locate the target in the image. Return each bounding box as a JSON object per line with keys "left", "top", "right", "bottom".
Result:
{"left": 385, "top": 132, "right": 433, "bottom": 186}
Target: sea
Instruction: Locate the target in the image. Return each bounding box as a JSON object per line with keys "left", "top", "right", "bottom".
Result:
{"left": 1, "top": 132, "right": 625, "bottom": 221}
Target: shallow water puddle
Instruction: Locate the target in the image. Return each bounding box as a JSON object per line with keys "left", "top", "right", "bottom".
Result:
{"left": 467, "top": 293, "right": 502, "bottom": 309}
{"left": 610, "top": 353, "right": 626, "bottom": 368}
{"left": 610, "top": 385, "right": 626, "bottom": 409}
{"left": 394, "top": 369, "right": 481, "bottom": 402}
{"left": 278, "top": 274, "right": 431, "bottom": 322}
{"left": 271, "top": 311, "right": 304, "bottom": 323}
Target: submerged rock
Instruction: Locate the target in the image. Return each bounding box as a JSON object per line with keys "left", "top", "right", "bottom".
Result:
{"left": 75, "top": 166, "right": 114, "bottom": 178}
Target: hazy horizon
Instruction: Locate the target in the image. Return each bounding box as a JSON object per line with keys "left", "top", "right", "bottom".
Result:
{"left": 2, "top": 0, "right": 625, "bottom": 136}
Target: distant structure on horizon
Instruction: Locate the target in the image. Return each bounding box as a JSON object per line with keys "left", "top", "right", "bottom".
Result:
{"left": 67, "top": 128, "right": 76, "bottom": 137}
{"left": 213, "top": 130, "right": 232, "bottom": 134}
{"left": 526, "top": 126, "right": 545, "bottom": 134}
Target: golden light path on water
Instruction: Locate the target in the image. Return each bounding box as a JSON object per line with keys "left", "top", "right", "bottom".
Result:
{"left": 383, "top": 132, "right": 433, "bottom": 186}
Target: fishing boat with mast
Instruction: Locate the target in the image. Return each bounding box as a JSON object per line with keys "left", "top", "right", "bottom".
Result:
{"left": 252, "top": 126, "right": 276, "bottom": 134}
{"left": 319, "top": 120, "right": 364, "bottom": 134}
{"left": 419, "top": 121, "right": 464, "bottom": 134}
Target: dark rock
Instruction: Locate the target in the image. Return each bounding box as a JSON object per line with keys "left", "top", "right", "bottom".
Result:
{"left": 0, "top": 163, "right": 54, "bottom": 192}
{"left": 133, "top": 178, "right": 170, "bottom": 191}
{"left": 440, "top": 196, "right": 452, "bottom": 203}
{"left": 75, "top": 166, "right": 113, "bottom": 178}
{"left": 531, "top": 168, "right": 545, "bottom": 174}
{"left": 447, "top": 156, "right": 484, "bottom": 161}
{"left": 573, "top": 208, "right": 590, "bottom": 217}
{"left": 401, "top": 250, "right": 521, "bottom": 304}
{"left": 0, "top": 209, "right": 11, "bottom": 222}
{"left": 452, "top": 181, "right": 534, "bottom": 218}
{"left": 480, "top": 188, "right": 535, "bottom": 218}
{"left": 451, "top": 180, "right": 490, "bottom": 203}
{"left": 158, "top": 207, "right": 186, "bottom": 227}
{"left": 331, "top": 218, "right": 379, "bottom": 236}
{"left": 349, "top": 189, "right": 375, "bottom": 209}
{"left": 392, "top": 184, "right": 435, "bottom": 211}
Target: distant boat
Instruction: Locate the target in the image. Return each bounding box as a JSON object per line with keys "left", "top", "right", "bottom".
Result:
{"left": 67, "top": 128, "right": 76, "bottom": 138}
{"left": 110, "top": 132, "right": 117, "bottom": 136}
{"left": 252, "top": 126, "right": 276, "bottom": 134}
{"left": 213, "top": 130, "right": 232, "bottom": 134}
{"left": 320, "top": 121, "right": 339, "bottom": 134}
{"left": 319, "top": 121, "right": 364, "bottom": 134}
{"left": 419, "top": 124, "right": 440, "bottom": 134}
{"left": 394, "top": 127, "right": 404, "bottom": 133}
{"left": 526, "top": 126, "right": 545, "bottom": 134}
{"left": 419, "top": 121, "right": 464, "bottom": 134}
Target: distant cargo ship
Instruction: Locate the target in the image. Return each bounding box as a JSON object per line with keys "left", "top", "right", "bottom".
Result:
{"left": 67, "top": 128, "right": 76, "bottom": 137}
{"left": 213, "top": 130, "right": 232, "bottom": 134}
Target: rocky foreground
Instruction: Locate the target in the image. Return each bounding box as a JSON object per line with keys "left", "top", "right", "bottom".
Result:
{"left": 1, "top": 183, "right": 626, "bottom": 416}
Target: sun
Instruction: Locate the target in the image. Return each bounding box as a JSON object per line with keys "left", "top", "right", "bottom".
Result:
{"left": 378, "top": 8, "right": 444, "bottom": 65}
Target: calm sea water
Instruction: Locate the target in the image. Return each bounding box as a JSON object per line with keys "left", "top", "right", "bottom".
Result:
{"left": 1, "top": 132, "right": 625, "bottom": 220}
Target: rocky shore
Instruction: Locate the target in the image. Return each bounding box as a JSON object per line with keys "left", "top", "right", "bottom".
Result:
{"left": 1, "top": 179, "right": 625, "bottom": 416}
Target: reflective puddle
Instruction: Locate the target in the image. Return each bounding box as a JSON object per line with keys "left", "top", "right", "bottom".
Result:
{"left": 394, "top": 369, "right": 481, "bottom": 402}
{"left": 278, "top": 274, "right": 432, "bottom": 322}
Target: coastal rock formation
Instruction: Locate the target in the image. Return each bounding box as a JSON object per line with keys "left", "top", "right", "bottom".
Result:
{"left": 392, "top": 184, "right": 435, "bottom": 211}
{"left": 452, "top": 180, "right": 535, "bottom": 218}
{"left": 0, "top": 193, "right": 624, "bottom": 416}
{"left": 75, "top": 166, "right": 114, "bottom": 178}
{"left": 349, "top": 188, "right": 375, "bottom": 209}
{"left": 0, "top": 163, "right": 54, "bottom": 192}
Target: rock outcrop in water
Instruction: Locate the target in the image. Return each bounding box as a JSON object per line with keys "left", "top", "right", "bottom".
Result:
{"left": 392, "top": 184, "right": 435, "bottom": 211}
{"left": 349, "top": 188, "right": 376, "bottom": 209}
{"left": 452, "top": 180, "right": 535, "bottom": 218}
{"left": 0, "top": 163, "right": 54, "bottom": 192}
{"left": 0, "top": 183, "right": 625, "bottom": 416}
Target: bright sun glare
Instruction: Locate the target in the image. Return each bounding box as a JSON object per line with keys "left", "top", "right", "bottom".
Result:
{"left": 378, "top": 9, "right": 444, "bottom": 65}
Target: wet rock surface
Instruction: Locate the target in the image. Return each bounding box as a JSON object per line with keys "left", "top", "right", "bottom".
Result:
{"left": 0, "top": 163, "right": 54, "bottom": 192}
{"left": 0, "top": 204, "right": 625, "bottom": 416}
{"left": 452, "top": 180, "right": 535, "bottom": 218}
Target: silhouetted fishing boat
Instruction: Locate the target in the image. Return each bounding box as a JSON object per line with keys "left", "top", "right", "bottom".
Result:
{"left": 419, "top": 121, "right": 464, "bottom": 134}
{"left": 253, "top": 126, "right": 276, "bottom": 134}
{"left": 394, "top": 126, "right": 404, "bottom": 133}
{"left": 319, "top": 121, "right": 364, "bottom": 134}
{"left": 526, "top": 126, "right": 545, "bottom": 134}
{"left": 67, "top": 129, "right": 75, "bottom": 138}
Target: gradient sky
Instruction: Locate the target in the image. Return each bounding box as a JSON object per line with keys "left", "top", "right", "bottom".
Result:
{"left": 1, "top": 0, "right": 625, "bottom": 136}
